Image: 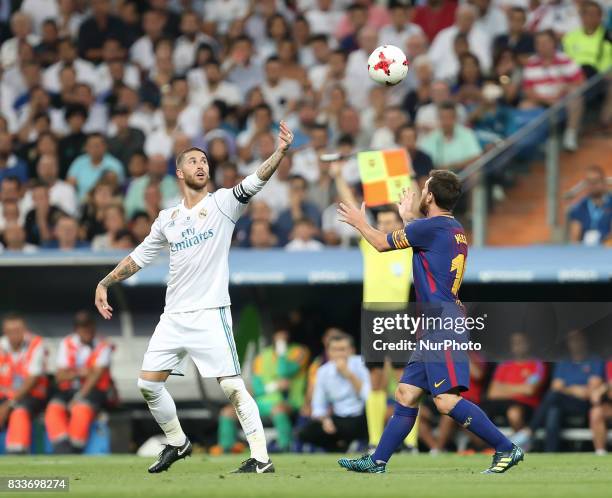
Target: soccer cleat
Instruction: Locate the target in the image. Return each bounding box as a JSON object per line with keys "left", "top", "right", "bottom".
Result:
{"left": 481, "top": 444, "right": 524, "bottom": 474}
{"left": 230, "top": 458, "right": 275, "bottom": 474}
{"left": 338, "top": 454, "right": 386, "bottom": 473}
{"left": 148, "top": 438, "right": 192, "bottom": 473}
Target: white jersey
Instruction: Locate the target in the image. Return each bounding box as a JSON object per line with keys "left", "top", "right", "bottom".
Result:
{"left": 130, "top": 173, "right": 266, "bottom": 313}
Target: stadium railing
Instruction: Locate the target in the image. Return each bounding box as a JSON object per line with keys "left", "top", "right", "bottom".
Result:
{"left": 459, "top": 69, "right": 612, "bottom": 247}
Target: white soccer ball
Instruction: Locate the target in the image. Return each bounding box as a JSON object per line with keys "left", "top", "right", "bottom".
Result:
{"left": 367, "top": 44, "right": 409, "bottom": 86}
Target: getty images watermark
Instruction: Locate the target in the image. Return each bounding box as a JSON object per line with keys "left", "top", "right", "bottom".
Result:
{"left": 361, "top": 302, "right": 612, "bottom": 364}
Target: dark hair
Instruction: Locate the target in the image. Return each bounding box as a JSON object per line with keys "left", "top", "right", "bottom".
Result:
{"left": 130, "top": 211, "right": 150, "bottom": 223}
{"left": 176, "top": 146, "right": 207, "bottom": 169}
{"left": 308, "top": 34, "right": 328, "bottom": 45}
{"left": 438, "top": 100, "right": 457, "bottom": 113}
{"left": 535, "top": 29, "right": 556, "bottom": 43}
{"left": 288, "top": 174, "right": 307, "bottom": 189}
{"left": 338, "top": 134, "right": 355, "bottom": 147}
{"left": 266, "top": 55, "right": 281, "bottom": 65}
{"left": 327, "top": 332, "right": 354, "bottom": 348}
{"left": 73, "top": 310, "right": 95, "bottom": 328}
{"left": 87, "top": 132, "right": 106, "bottom": 143}
{"left": 65, "top": 104, "right": 89, "bottom": 120}
{"left": 428, "top": 170, "right": 462, "bottom": 211}
{"left": 582, "top": 0, "right": 603, "bottom": 15}
{"left": 509, "top": 6, "right": 527, "bottom": 17}
{"left": 375, "top": 204, "right": 402, "bottom": 223}
{"left": 1, "top": 175, "right": 22, "bottom": 188}
{"left": 2, "top": 312, "right": 25, "bottom": 324}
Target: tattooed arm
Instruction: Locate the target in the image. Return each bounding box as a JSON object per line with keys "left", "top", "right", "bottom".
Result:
{"left": 95, "top": 256, "right": 141, "bottom": 319}
{"left": 255, "top": 120, "right": 293, "bottom": 181}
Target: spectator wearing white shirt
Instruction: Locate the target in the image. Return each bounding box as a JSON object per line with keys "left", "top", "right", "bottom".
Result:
{"left": 19, "top": 0, "right": 59, "bottom": 35}
{"left": 379, "top": 1, "right": 425, "bottom": 50}
{"left": 56, "top": 0, "right": 85, "bottom": 40}
{"left": 22, "top": 155, "right": 78, "bottom": 217}
{"left": 345, "top": 26, "right": 379, "bottom": 110}
{"left": 129, "top": 9, "right": 166, "bottom": 73}
{"left": 204, "top": 0, "right": 250, "bottom": 35}
{"left": 223, "top": 35, "right": 265, "bottom": 98}
{"left": 298, "top": 333, "right": 370, "bottom": 452}
{"left": 261, "top": 56, "right": 301, "bottom": 121}
{"left": 285, "top": 218, "right": 325, "bottom": 251}
{"left": 42, "top": 38, "right": 96, "bottom": 94}
{"left": 144, "top": 95, "right": 185, "bottom": 159}
{"left": 291, "top": 123, "right": 329, "bottom": 184}
{"left": 172, "top": 11, "right": 213, "bottom": 75}
{"left": 429, "top": 4, "right": 492, "bottom": 81}
{"left": 1, "top": 11, "right": 39, "bottom": 70}
{"left": 305, "top": 0, "right": 344, "bottom": 37}
{"left": 370, "top": 106, "right": 409, "bottom": 150}
{"left": 415, "top": 80, "right": 468, "bottom": 135}
{"left": 526, "top": 0, "right": 581, "bottom": 37}
{"left": 188, "top": 59, "right": 242, "bottom": 111}
{"left": 94, "top": 38, "right": 140, "bottom": 97}
{"left": 471, "top": 0, "right": 509, "bottom": 40}
{"left": 51, "top": 83, "right": 108, "bottom": 135}
{"left": 1, "top": 222, "right": 38, "bottom": 253}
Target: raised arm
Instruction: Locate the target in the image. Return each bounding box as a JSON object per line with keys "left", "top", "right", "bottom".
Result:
{"left": 95, "top": 255, "right": 141, "bottom": 319}
{"left": 255, "top": 120, "right": 293, "bottom": 181}
{"left": 329, "top": 160, "right": 358, "bottom": 206}
{"left": 337, "top": 201, "right": 394, "bottom": 252}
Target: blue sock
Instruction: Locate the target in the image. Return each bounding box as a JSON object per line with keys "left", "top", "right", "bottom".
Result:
{"left": 448, "top": 398, "right": 513, "bottom": 452}
{"left": 371, "top": 403, "right": 418, "bottom": 464}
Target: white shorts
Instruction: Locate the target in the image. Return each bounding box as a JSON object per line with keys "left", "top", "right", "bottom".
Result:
{"left": 141, "top": 306, "right": 241, "bottom": 378}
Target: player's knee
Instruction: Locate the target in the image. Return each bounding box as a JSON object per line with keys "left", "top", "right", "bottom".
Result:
{"left": 219, "top": 376, "right": 249, "bottom": 406}
{"left": 590, "top": 405, "right": 604, "bottom": 425}
{"left": 137, "top": 378, "right": 163, "bottom": 402}
{"left": 394, "top": 384, "right": 420, "bottom": 408}
{"left": 433, "top": 393, "right": 460, "bottom": 415}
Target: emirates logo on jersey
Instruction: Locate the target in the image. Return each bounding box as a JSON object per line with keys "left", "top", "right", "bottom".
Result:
{"left": 199, "top": 208, "right": 207, "bottom": 219}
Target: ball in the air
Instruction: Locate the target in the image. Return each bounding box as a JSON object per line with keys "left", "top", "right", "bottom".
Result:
{"left": 367, "top": 45, "right": 408, "bottom": 86}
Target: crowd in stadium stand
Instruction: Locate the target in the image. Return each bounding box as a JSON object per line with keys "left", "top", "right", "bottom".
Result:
{"left": 1, "top": 312, "right": 611, "bottom": 454}
{"left": 0, "top": 0, "right": 610, "bottom": 252}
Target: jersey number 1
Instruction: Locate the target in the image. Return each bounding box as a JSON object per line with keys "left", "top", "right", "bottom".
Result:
{"left": 450, "top": 254, "right": 466, "bottom": 296}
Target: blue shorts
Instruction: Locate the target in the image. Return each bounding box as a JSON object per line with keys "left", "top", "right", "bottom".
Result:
{"left": 399, "top": 333, "right": 470, "bottom": 396}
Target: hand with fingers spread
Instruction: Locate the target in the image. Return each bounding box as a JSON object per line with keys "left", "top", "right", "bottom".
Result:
{"left": 95, "top": 283, "right": 113, "bottom": 320}
{"left": 337, "top": 201, "right": 368, "bottom": 230}
{"left": 398, "top": 188, "right": 417, "bottom": 223}
{"left": 277, "top": 120, "right": 294, "bottom": 152}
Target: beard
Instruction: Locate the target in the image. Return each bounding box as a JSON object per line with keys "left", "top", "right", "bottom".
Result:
{"left": 183, "top": 173, "right": 208, "bottom": 191}
{"left": 419, "top": 196, "right": 429, "bottom": 216}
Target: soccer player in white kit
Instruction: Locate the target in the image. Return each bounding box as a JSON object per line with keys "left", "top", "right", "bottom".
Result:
{"left": 94, "top": 121, "right": 294, "bottom": 474}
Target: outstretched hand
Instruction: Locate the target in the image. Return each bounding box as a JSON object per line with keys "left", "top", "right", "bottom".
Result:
{"left": 337, "top": 201, "right": 367, "bottom": 229}
{"left": 95, "top": 284, "right": 113, "bottom": 320}
{"left": 398, "top": 188, "right": 417, "bottom": 223}
{"left": 278, "top": 120, "right": 294, "bottom": 152}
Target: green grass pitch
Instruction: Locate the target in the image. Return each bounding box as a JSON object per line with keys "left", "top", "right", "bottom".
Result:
{"left": 1, "top": 453, "right": 611, "bottom": 498}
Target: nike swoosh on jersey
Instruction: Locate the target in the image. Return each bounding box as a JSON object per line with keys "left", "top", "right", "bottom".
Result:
{"left": 434, "top": 379, "right": 446, "bottom": 388}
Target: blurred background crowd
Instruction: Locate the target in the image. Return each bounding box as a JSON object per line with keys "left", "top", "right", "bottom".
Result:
{"left": 0, "top": 0, "right": 610, "bottom": 253}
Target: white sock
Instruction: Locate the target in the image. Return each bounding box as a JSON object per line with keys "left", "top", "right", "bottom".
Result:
{"left": 138, "top": 378, "right": 187, "bottom": 447}
{"left": 219, "top": 376, "right": 269, "bottom": 462}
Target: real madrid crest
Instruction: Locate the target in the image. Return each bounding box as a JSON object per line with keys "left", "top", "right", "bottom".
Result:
{"left": 199, "top": 208, "right": 207, "bottom": 219}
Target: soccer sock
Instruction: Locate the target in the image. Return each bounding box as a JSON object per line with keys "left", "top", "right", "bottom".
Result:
{"left": 448, "top": 398, "right": 513, "bottom": 452}
{"left": 138, "top": 378, "right": 187, "bottom": 447}
{"left": 272, "top": 411, "right": 292, "bottom": 450}
{"left": 218, "top": 415, "right": 237, "bottom": 451}
{"left": 219, "top": 377, "right": 269, "bottom": 462}
{"left": 372, "top": 403, "right": 418, "bottom": 464}
{"left": 366, "top": 390, "right": 387, "bottom": 446}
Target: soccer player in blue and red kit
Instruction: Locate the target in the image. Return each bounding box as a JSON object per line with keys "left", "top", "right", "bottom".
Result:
{"left": 336, "top": 170, "right": 524, "bottom": 474}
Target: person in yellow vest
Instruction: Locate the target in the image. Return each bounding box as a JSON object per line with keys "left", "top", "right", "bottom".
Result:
{"left": 44, "top": 311, "right": 114, "bottom": 453}
{"left": 562, "top": 0, "right": 612, "bottom": 126}
{"left": 330, "top": 160, "right": 420, "bottom": 450}
{"left": 0, "top": 313, "right": 48, "bottom": 454}
{"left": 212, "top": 328, "right": 309, "bottom": 454}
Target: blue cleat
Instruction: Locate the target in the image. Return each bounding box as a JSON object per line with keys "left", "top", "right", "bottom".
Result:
{"left": 338, "top": 454, "right": 386, "bottom": 473}
{"left": 481, "top": 444, "right": 525, "bottom": 474}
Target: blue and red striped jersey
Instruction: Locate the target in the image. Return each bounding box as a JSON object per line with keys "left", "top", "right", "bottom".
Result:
{"left": 387, "top": 216, "right": 468, "bottom": 303}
